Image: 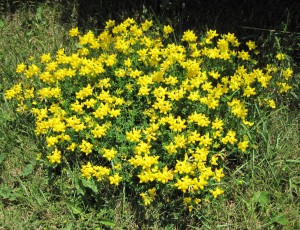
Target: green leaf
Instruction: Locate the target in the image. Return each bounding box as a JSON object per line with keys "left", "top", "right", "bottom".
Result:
{"left": 74, "top": 176, "right": 86, "bottom": 195}
{"left": 0, "top": 20, "right": 5, "bottom": 28}
{"left": 21, "top": 163, "right": 34, "bottom": 176}
{"left": 252, "top": 191, "right": 260, "bottom": 202}
{"left": 0, "top": 153, "right": 6, "bottom": 164}
{"left": 252, "top": 191, "right": 270, "bottom": 206}
{"left": 290, "top": 91, "right": 298, "bottom": 100}
{"left": 100, "top": 220, "right": 115, "bottom": 227}
{"left": 68, "top": 202, "right": 83, "bottom": 215}
{"left": 36, "top": 6, "right": 44, "bottom": 21}
{"left": 75, "top": 43, "right": 83, "bottom": 49}
{"left": 258, "top": 191, "right": 270, "bottom": 206}
{"left": 0, "top": 188, "right": 10, "bottom": 199}
{"left": 81, "top": 178, "right": 98, "bottom": 193}
{"left": 271, "top": 215, "right": 289, "bottom": 225}
{"left": 63, "top": 223, "right": 73, "bottom": 230}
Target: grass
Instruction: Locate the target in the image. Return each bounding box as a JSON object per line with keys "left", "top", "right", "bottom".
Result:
{"left": 0, "top": 2, "right": 299, "bottom": 229}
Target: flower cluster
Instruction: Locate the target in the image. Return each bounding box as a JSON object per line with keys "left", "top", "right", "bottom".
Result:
{"left": 4, "top": 18, "right": 295, "bottom": 211}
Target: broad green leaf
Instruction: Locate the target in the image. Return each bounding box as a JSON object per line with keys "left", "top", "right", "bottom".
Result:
{"left": 36, "top": 6, "right": 44, "bottom": 20}
{"left": 69, "top": 205, "right": 82, "bottom": 215}
{"left": 290, "top": 91, "right": 298, "bottom": 100}
{"left": 0, "top": 20, "right": 5, "bottom": 28}
{"left": 74, "top": 175, "right": 86, "bottom": 195}
{"left": 21, "top": 163, "right": 34, "bottom": 176}
{"left": 67, "top": 200, "right": 83, "bottom": 215}
{"left": 271, "top": 215, "right": 289, "bottom": 225}
{"left": 81, "top": 178, "right": 98, "bottom": 193}
{"left": 0, "top": 153, "right": 6, "bottom": 164}
{"left": 252, "top": 191, "right": 270, "bottom": 206}
{"left": 100, "top": 220, "right": 115, "bottom": 227}
{"left": 258, "top": 191, "right": 270, "bottom": 206}
{"left": 63, "top": 223, "right": 73, "bottom": 230}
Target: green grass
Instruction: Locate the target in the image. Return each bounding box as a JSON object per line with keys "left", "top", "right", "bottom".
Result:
{"left": 0, "top": 2, "right": 299, "bottom": 229}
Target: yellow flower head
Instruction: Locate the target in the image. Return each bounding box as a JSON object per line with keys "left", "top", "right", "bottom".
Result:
{"left": 246, "top": 40, "right": 257, "bottom": 50}
{"left": 276, "top": 53, "right": 285, "bottom": 60}
{"left": 109, "top": 173, "right": 122, "bottom": 186}
{"left": 163, "top": 25, "right": 174, "bottom": 35}
{"left": 69, "top": 27, "right": 80, "bottom": 37}
{"left": 182, "top": 30, "right": 197, "bottom": 43}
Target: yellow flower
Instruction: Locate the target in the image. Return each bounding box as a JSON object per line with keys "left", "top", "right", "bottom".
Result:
{"left": 79, "top": 140, "right": 93, "bottom": 155}
{"left": 70, "top": 100, "right": 84, "bottom": 114}
{"left": 16, "top": 62, "right": 27, "bottom": 73}
{"left": 276, "top": 53, "right": 285, "bottom": 60}
{"left": 102, "top": 148, "right": 118, "bottom": 161}
{"left": 217, "top": 38, "right": 229, "bottom": 52}
{"left": 140, "top": 192, "right": 152, "bottom": 206}
{"left": 238, "top": 50, "right": 250, "bottom": 60}
{"left": 152, "top": 98, "right": 172, "bottom": 114}
{"left": 126, "top": 128, "right": 142, "bottom": 142}
{"left": 67, "top": 143, "right": 77, "bottom": 152}
{"left": 187, "top": 130, "right": 201, "bottom": 144}
{"left": 242, "top": 119, "right": 254, "bottom": 127}
{"left": 246, "top": 40, "right": 257, "bottom": 50}
{"left": 238, "top": 140, "right": 249, "bottom": 152}
{"left": 24, "top": 87, "right": 34, "bottom": 99}
{"left": 164, "top": 142, "right": 178, "bottom": 155}
{"left": 93, "top": 165, "right": 110, "bottom": 181}
{"left": 25, "top": 64, "right": 40, "bottom": 78}
{"left": 282, "top": 68, "right": 293, "bottom": 80}
{"left": 277, "top": 82, "right": 292, "bottom": 93}
{"left": 211, "top": 154, "right": 220, "bottom": 166}
{"left": 69, "top": 27, "right": 80, "bottom": 37}
{"left": 93, "top": 103, "right": 110, "bottom": 119}
{"left": 184, "top": 197, "right": 192, "bottom": 204}
{"left": 163, "top": 25, "right": 174, "bottom": 35}
{"left": 124, "top": 58, "right": 132, "bottom": 67}
{"left": 182, "top": 30, "right": 197, "bottom": 43}
{"left": 212, "top": 118, "right": 224, "bottom": 130}
{"left": 267, "top": 99, "right": 276, "bottom": 109}
{"left": 214, "top": 168, "right": 225, "bottom": 182}
{"left": 47, "top": 148, "right": 62, "bottom": 164}
{"left": 154, "top": 166, "right": 173, "bottom": 183}
{"left": 195, "top": 198, "right": 201, "bottom": 204}
{"left": 168, "top": 115, "right": 187, "bottom": 132}
{"left": 188, "top": 112, "right": 210, "bottom": 127}
{"left": 81, "top": 162, "right": 94, "bottom": 179}
{"left": 206, "top": 29, "right": 219, "bottom": 40}
{"left": 109, "top": 109, "right": 121, "bottom": 118}
{"left": 221, "top": 130, "right": 238, "bottom": 145}
{"left": 46, "top": 136, "right": 59, "bottom": 147}
{"left": 91, "top": 124, "right": 107, "bottom": 138}
{"left": 208, "top": 70, "right": 220, "bottom": 79}
{"left": 148, "top": 188, "right": 157, "bottom": 198}
{"left": 174, "top": 175, "right": 193, "bottom": 193}
{"left": 109, "top": 173, "right": 122, "bottom": 186}
{"left": 105, "top": 20, "right": 115, "bottom": 29}
{"left": 76, "top": 84, "right": 93, "bottom": 100}
{"left": 228, "top": 99, "right": 248, "bottom": 119}
{"left": 141, "top": 20, "right": 153, "bottom": 31}
{"left": 209, "top": 187, "right": 224, "bottom": 198}
{"left": 41, "top": 53, "right": 51, "bottom": 63}
{"left": 36, "top": 153, "right": 42, "bottom": 161}
{"left": 243, "top": 85, "right": 256, "bottom": 97}
{"left": 4, "top": 83, "right": 23, "bottom": 100}
{"left": 173, "top": 134, "right": 187, "bottom": 149}
{"left": 113, "top": 163, "right": 122, "bottom": 170}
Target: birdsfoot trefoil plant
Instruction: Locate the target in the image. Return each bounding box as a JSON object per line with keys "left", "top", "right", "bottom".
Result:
{"left": 4, "top": 18, "right": 296, "bottom": 212}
